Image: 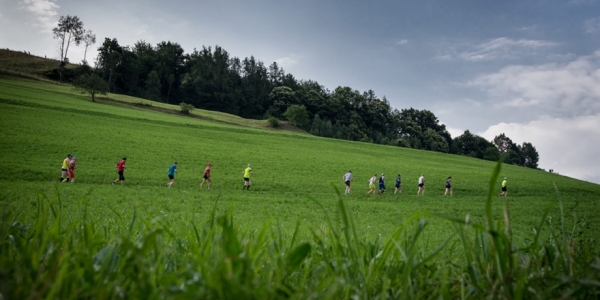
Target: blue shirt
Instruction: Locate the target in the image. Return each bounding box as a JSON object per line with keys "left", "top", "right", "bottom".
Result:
{"left": 168, "top": 165, "right": 177, "bottom": 176}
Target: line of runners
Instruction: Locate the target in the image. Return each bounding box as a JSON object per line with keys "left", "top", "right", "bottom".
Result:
{"left": 342, "top": 170, "right": 508, "bottom": 197}
{"left": 60, "top": 154, "right": 255, "bottom": 190}
{"left": 59, "top": 154, "right": 508, "bottom": 196}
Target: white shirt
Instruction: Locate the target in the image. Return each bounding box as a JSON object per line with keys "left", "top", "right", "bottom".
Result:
{"left": 369, "top": 176, "right": 376, "bottom": 185}
{"left": 418, "top": 176, "right": 424, "bottom": 184}
{"left": 344, "top": 172, "right": 352, "bottom": 182}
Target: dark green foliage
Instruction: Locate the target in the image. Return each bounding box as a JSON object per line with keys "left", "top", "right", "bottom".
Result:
{"left": 519, "top": 142, "right": 539, "bottom": 168}
{"left": 72, "top": 73, "right": 109, "bottom": 101}
{"left": 145, "top": 70, "right": 161, "bottom": 101}
{"left": 268, "top": 116, "right": 280, "bottom": 128}
{"left": 483, "top": 146, "right": 500, "bottom": 161}
{"left": 283, "top": 104, "right": 309, "bottom": 127}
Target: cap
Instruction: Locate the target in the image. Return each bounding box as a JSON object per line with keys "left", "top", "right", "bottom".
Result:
{"left": 504, "top": 177, "right": 507, "bottom": 180}
{"left": 248, "top": 164, "right": 252, "bottom": 167}
{"left": 67, "top": 154, "right": 72, "bottom": 157}
{"left": 72, "top": 156, "right": 77, "bottom": 160}
{"left": 382, "top": 173, "right": 385, "bottom": 176}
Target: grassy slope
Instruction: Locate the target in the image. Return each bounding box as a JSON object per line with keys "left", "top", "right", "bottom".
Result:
{"left": 1, "top": 75, "right": 599, "bottom": 247}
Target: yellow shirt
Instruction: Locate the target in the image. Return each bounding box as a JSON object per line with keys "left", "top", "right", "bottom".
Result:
{"left": 62, "top": 158, "right": 70, "bottom": 169}
{"left": 244, "top": 167, "right": 252, "bottom": 178}
{"left": 502, "top": 180, "right": 507, "bottom": 187}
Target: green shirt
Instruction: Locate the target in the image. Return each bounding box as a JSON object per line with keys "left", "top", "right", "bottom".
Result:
{"left": 244, "top": 167, "right": 253, "bottom": 178}
{"left": 502, "top": 180, "right": 507, "bottom": 187}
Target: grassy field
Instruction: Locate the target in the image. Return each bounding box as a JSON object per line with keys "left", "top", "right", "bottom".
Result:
{"left": 2, "top": 75, "right": 600, "bottom": 298}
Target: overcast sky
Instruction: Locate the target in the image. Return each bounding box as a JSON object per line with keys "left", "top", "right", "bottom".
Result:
{"left": 1, "top": 0, "right": 599, "bottom": 184}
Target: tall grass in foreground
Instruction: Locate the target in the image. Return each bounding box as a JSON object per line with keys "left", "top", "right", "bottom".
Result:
{"left": 1, "top": 162, "right": 599, "bottom": 299}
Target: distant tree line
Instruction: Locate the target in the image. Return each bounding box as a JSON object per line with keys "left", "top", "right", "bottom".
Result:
{"left": 47, "top": 15, "right": 539, "bottom": 169}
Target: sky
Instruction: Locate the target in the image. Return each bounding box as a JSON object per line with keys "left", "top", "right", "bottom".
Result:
{"left": 1, "top": 0, "right": 599, "bottom": 184}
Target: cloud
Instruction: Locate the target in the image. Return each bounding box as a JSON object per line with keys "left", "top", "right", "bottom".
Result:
{"left": 275, "top": 57, "right": 298, "bottom": 68}
{"left": 585, "top": 16, "right": 600, "bottom": 33}
{"left": 466, "top": 50, "right": 600, "bottom": 116}
{"left": 20, "top": 0, "right": 59, "bottom": 32}
{"left": 396, "top": 39, "right": 408, "bottom": 45}
{"left": 516, "top": 25, "right": 538, "bottom": 33}
{"left": 459, "top": 37, "right": 556, "bottom": 61}
{"left": 479, "top": 115, "right": 600, "bottom": 184}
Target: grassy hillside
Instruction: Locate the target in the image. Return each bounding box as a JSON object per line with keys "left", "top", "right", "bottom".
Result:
{"left": 1, "top": 74, "right": 598, "bottom": 239}
{"left": 1, "top": 75, "right": 600, "bottom": 298}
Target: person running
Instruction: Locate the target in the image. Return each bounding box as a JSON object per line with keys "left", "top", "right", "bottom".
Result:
{"left": 417, "top": 174, "right": 425, "bottom": 195}
{"left": 60, "top": 154, "right": 72, "bottom": 182}
{"left": 394, "top": 174, "right": 402, "bottom": 195}
{"left": 378, "top": 173, "right": 386, "bottom": 195}
{"left": 68, "top": 156, "right": 78, "bottom": 183}
{"left": 444, "top": 176, "right": 452, "bottom": 196}
{"left": 166, "top": 162, "right": 178, "bottom": 187}
{"left": 243, "top": 164, "right": 254, "bottom": 190}
{"left": 200, "top": 162, "right": 212, "bottom": 189}
{"left": 112, "top": 157, "right": 127, "bottom": 185}
{"left": 343, "top": 170, "right": 353, "bottom": 195}
{"left": 498, "top": 177, "right": 508, "bottom": 197}
{"left": 367, "top": 174, "right": 377, "bottom": 195}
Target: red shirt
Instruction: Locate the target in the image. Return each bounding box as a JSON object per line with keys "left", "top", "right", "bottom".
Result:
{"left": 204, "top": 166, "right": 211, "bottom": 176}
{"left": 117, "top": 160, "right": 126, "bottom": 172}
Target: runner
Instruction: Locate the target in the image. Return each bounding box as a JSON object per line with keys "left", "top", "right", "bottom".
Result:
{"left": 60, "top": 154, "right": 72, "bottom": 182}
{"left": 394, "top": 174, "right": 402, "bottom": 195}
{"left": 378, "top": 173, "right": 386, "bottom": 195}
{"left": 112, "top": 157, "right": 127, "bottom": 185}
{"left": 417, "top": 174, "right": 425, "bottom": 195}
{"left": 166, "top": 162, "right": 178, "bottom": 188}
{"left": 343, "top": 170, "right": 352, "bottom": 195}
{"left": 367, "top": 174, "right": 377, "bottom": 195}
{"left": 243, "top": 164, "right": 254, "bottom": 190}
{"left": 498, "top": 177, "right": 508, "bottom": 197}
{"left": 200, "top": 162, "right": 212, "bottom": 189}
{"left": 444, "top": 176, "right": 452, "bottom": 196}
{"left": 68, "top": 156, "right": 78, "bottom": 183}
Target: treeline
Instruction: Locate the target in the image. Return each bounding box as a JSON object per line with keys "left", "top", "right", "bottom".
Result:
{"left": 51, "top": 36, "right": 539, "bottom": 169}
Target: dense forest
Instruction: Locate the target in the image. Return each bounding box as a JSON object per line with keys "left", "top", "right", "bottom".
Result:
{"left": 51, "top": 34, "right": 539, "bottom": 169}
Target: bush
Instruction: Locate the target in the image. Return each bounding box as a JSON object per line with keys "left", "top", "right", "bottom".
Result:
{"left": 180, "top": 102, "right": 195, "bottom": 115}
{"left": 268, "top": 116, "right": 280, "bottom": 128}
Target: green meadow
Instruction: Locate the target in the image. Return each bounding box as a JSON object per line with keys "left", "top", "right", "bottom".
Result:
{"left": 1, "top": 75, "right": 600, "bottom": 298}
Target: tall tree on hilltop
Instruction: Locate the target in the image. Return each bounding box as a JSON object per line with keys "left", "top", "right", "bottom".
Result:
{"left": 519, "top": 142, "right": 539, "bottom": 169}
{"left": 155, "top": 41, "right": 186, "bottom": 103}
{"left": 493, "top": 133, "right": 514, "bottom": 154}
{"left": 97, "top": 38, "right": 123, "bottom": 92}
{"left": 53, "top": 15, "right": 85, "bottom": 62}
{"left": 82, "top": 30, "right": 96, "bottom": 64}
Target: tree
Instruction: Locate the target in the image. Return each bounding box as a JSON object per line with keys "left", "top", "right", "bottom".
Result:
{"left": 53, "top": 15, "right": 85, "bottom": 62}
{"left": 72, "top": 73, "right": 109, "bottom": 102}
{"left": 283, "top": 105, "right": 309, "bottom": 127}
{"left": 423, "top": 129, "right": 449, "bottom": 153}
{"left": 493, "top": 133, "right": 514, "bottom": 154}
{"left": 82, "top": 30, "right": 96, "bottom": 64}
{"left": 454, "top": 130, "right": 495, "bottom": 158}
{"left": 483, "top": 146, "right": 500, "bottom": 161}
{"left": 267, "top": 86, "right": 297, "bottom": 117}
{"left": 97, "top": 38, "right": 123, "bottom": 92}
{"left": 145, "top": 70, "right": 161, "bottom": 101}
{"left": 519, "top": 142, "right": 539, "bottom": 169}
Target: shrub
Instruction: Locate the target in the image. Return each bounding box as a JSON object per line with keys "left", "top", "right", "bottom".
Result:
{"left": 268, "top": 116, "right": 280, "bottom": 128}
{"left": 180, "top": 102, "right": 195, "bottom": 114}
